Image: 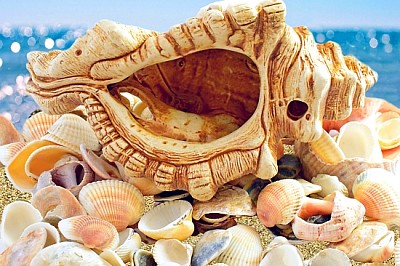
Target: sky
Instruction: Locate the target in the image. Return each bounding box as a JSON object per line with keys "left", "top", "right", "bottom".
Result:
{"left": 0, "top": 0, "right": 399, "bottom": 31}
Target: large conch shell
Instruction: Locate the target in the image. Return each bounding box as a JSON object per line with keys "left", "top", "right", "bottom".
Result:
{"left": 25, "top": 0, "right": 376, "bottom": 200}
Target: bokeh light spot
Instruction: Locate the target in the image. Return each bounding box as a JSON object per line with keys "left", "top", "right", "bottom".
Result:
{"left": 45, "top": 38, "right": 55, "bottom": 49}
{"left": 10, "top": 42, "right": 21, "bottom": 53}
{"left": 369, "top": 38, "right": 378, "bottom": 49}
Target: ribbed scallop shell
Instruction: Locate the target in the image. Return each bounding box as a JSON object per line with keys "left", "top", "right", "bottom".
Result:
{"left": 0, "top": 141, "right": 26, "bottom": 167}
{"left": 138, "top": 200, "right": 194, "bottom": 241}
{"left": 352, "top": 168, "right": 400, "bottom": 228}
{"left": 0, "top": 201, "right": 43, "bottom": 247}
{"left": 311, "top": 174, "right": 348, "bottom": 197}
{"left": 377, "top": 117, "right": 400, "bottom": 150}
{"left": 78, "top": 180, "right": 145, "bottom": 231}
{"left": 41, "top": 113, "right": 101, "bottom": 154}
{"left": 214, "top": 224, "right": 263, "bottom": 266}
{"left": 58, "top": 215, "right": 119, "bottom": 250}
{"left": 256, "top": 179, "right": 305, "bottom": 227}
{"left": 153, "top": 239, "right": 193, "bottom": 266}
{"left": 22, "top": 112, "right": 61, "bottom": 142}
{"left": 309, "top": 130, "right": 345, "bottom": 164}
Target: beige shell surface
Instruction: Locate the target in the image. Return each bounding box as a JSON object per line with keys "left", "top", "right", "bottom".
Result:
{"left": 26, "top": 0, "right": 376, "bottom": 200}
{"left": 0, "top": 141, "right": 26, "bottom": 167}
{"left": 138, "top": 200, "right": 194, "bottom": 241}
{"left": 309, "top": 130, "right": 345, "bottom": 164}
{"left": 153, "top": 239, "right": 193, "bottom": 266}
{"left": 58, "top": 215, "right": 120, "bottom": 250}
{"left": 114, "top": 228, "right": 141, "bottom": 263}
{"left": 21, "top": 221, "right": 60, "bottom": 248}
{"left": 78, "top": 180, "right": 145, "bottom": 231}
{"left": 305, "top": 248, "right": 351, "bottom": 266}
{"left": 352, "top": 168, "right": 400, "bottom": 228}
{"left": 292, "top": 192, "right": 365, "bottom": 242}
{"left": 41, "top": 113, "right": 102, "bottom": 154}
{"left": 377, "top": 117, "right": 400, "bottom": 150}
{"left": 351, "top": 230, "right": 395, "bottom": 263}
{"left": 256, "top": 179, "right": 305, "bottom": 227}
{"left": 192, "top": 185, "right": 255, "bottom": 221}
{"left": 22, "top": 112, "right": 61, "bottom": 142}
{"left": 311, "top": 174, "right": 348, "bottom": 197}
{"left": 0, "top": 115, "right": 24, "bottom": 146}
{"left": 99, "top": 249, "right": 125, "bottom": 266}
{"left": 260, "top": 236, "right": 304, "bottom": 266}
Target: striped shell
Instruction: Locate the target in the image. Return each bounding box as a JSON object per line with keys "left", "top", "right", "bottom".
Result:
{"left": 352, "top": 168, "right": 400, "bottom": 228}
{"left": 41, "top": 113, "right": 101, "bottom": 154}
{"left": 256, "top": 179, "right": 305, "bottom": 227}
{"left": 22, "top": 112, "right": 61, "bottom": 142}
{"left": 58, "top": 215, "right": 119, "bottom": 250}
{"left": 309, "top": 130, "right": 345, "bottom": 164}
{"left": 0, "top": 141, "right": 26, "bottom": 167}
{"left": 78, "top": 180, "right": 145, "bottom": 231}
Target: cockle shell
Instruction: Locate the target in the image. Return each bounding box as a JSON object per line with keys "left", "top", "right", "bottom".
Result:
{"left": 191, "top": 229, "right": 232, "bottom": 266}
{"left": 22, "top": 111, "right": 61, "bottom": 142}
{"left": 0, "top": 141, "right": 26, "bottom": 167}
{"left": 259, "top": 236, "right": 304, "bottom": 266}
{"left": 256, "top": 179, "right": 305, "bottom": 227}
{"left": 0, "top": 115, "right": 24, "bottom": 146}
{"left": 292, "top": 191, "right": 365, "bottom": 242}
{"left": 114, "top": 228, "right": 141, "bottom": 263}
{"left": 21, "top": 222, "right": 60, "bottom": 248}
{"left": 0, "top": 201, "right": 42, "bottom": 247}
{"left": 138, "top": 200, "right": 194, "bottom": 241}
{"left": 330, "top": 221, "right": 392, "bottom": 262}
{"left": 192, "top": 185, "right": 255, "bottom": 222}
{"left": 311, "top": 174, "right": 348, "bottom": 197}
{"left": 153, "top": 239, "right": 193, "bottom": 266}
{"left": 31, "top": 185, "right": 86, "bottom": 221}
{"left": 304, "top": 248, "right": 351, "bottom": 266}
{"left": 352, "top": 168, "right": 400, "bottom": 228}
{"left": 214, "top": 224, "right": 263, "bottom": 266}
{"left": 336, "top": 121, "right": 383, "bottom": 162}
{"left": 26, "top": 0, "right": 376, "bottom": 200}
{"left": 78, "top": 180, "right": 145, "bottom": 231}
{"left": 377, "top": 117, "right": 400, "bottom": 150}
{"left": 30, "top": 242, "right": 111, "bottom": 266}
{"left": 58, "top": 215, "right": 119, "bottom": 250}
{"left": 0, "top": 227, "right": 47, "bottom": 266}
{"left": 41, "top": 113, "right": 102, "bottom": 154}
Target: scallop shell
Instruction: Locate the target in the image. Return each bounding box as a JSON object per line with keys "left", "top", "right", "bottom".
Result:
{"left": 78, "top": 180, "right": 145, "bottom": 231}
{"left": 309, "top": 129, "right": 345, "bottom": 164}
{"left": 192, "top": 185, "right": 255, "bottom": 222}
{"left": 114, "top": 228, "right": 141, "bottom": 263}
{"left": 0, "top": 141, "right": 26, "bottom": 167}
{"left": 0, "top": 115, "right": 24, "bottom": 146}
{"left": 377, "top": 117, "right": 400, "bottom": 150}
{"left": 292, "top": 192, "right": 365, "bottom": 242}
{"left": 311, "top": 174, "right": 348, "bottom": 197}
{"left": 31, "top": 185, "right": 86, "bottom": 221}
{"left": 131, "top": 249, "right": 156, "bottom": 266}
{"left": 214, "top": 224, "right": 263, "bottom": 266}
{"left": 0, "top": 227, "right": 47, "bottom": 266}
{"left": 30, "top": 242, "right": 111, "bottom": 266}
{"left": 41, "top": 113, "right": 102, "bottom": 153}
{"left": 138, "top": 200, "right": 194, "bottom": 241}
{"left": 22, "top": 111, "right": 61, "bottom": 142}
{"left": 100, "top": 249, "right": 125, "bottom": 266}
{"left": 153, "top": 239, "right": 193, "bottom": 266}
{"left": 352, "top": 168, "right": 400, "bottom": 228}
{"left": 329, "top": 221, "right": 390, "bottom": 260}
{"left": 256, "top": 179, "right": 305, "bottom": 227}
{"left": 21, "top": 221, "right": 61, "bottom": 248}
{"left": 260, "top": 236, "right": 304, "bottom": 266}
{"left": 336, "top": 121, "right": 383, "bottom": 161}
{"left": 0, "top": 201, "right": 43, "bottom": 247}
{"left": 191, "top": 229, "right": 232, "bottom": 266}
{"left": 58, "top": 215, "right": 119, "bottom": 250}
{"left": 305, "top": 248, "right": 351, "bottom": 266}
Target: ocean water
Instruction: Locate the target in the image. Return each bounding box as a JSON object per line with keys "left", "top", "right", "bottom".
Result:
{"left": 0, "top": 25, "right": 399, "bottom": 130}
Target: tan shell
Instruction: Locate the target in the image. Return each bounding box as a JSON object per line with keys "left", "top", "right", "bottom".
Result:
{"left": 41, "top": 113, "right": 102, "bottom": 153}
{"left": 26, "top": 0, "right": 376, "bottom": 200}
{"left": 192, "top": 185, "right": 255, "bottom": 221}
{"left": 256, "top": 179, "right": 305, "bottom": 227}
{"left": 309, "top": 130, "right": 345, "bottom": 164}
{"left": 0, "top": 115, "right": 24, "bottom": 146}
{"left": 21, "top": 221, "right": 61, "bottom": 248}
{"left": 352, "top": 168, "right": 400, "bottom": 228}
{"left": 78, "top": 180, "right": 145, "bottom": 231}
{"left": 22, "top": 111, "right": 61, "bottom": 142}
{"left": 292, "top": 192, "right": 365, "bottom": 242}
{"left": 0, "top": 141, "right": 26, "bottom": 167}
{"left": 311, "top": 174, "right": 348, "bottom": 197}
{"left": 138, "top": 200, "right": 194, "bottom": 241}
{"left": 295, "top": 178, "right": 322, "bottom": 196}
{"left": 99, "top": 250, "right": 125, "bottom": 266}
{"left": 58, "top": 215, "right": 119, "bottom": 250}
{"left": 153, "top": 239, "right": 193, "bottom": 266}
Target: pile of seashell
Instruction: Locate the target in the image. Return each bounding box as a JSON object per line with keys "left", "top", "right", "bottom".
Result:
{"left": 0, "top": 96, "right": 399, "bottom": 265}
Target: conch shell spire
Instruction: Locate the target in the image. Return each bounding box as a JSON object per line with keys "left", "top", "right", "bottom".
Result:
{"left": 26, "top": 0, "right": 377, "bottom": 200}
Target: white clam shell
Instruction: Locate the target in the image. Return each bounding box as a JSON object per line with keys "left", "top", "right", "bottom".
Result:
{"left": 295, "top": 178, "right": 322, "bottom": 196}
{"left": 260, "top": 236, "right": 303, "bottom": 266}
{"left": 311, "top": 174, "right": 348, "bottom": 197}
{"left": 30, "top": 241, "right": 111, "bottom": 266}
{"left": 305, "top": 248, "right": 351, "bottom": 266}
{"left": 138, "top": 200, "right": 194, "bottom": 241}
{"left": 114, "top": 228, "right": 141, "bottom": 263}
{"left": 351, "top": 230, "right": 395, "bottom": 263}
{"left": 153, "top": 238, "right": 193, "bottom": 266}
{"left": 100, "top": 249, "right": 125, "bottom": 266}
{"left": 21, "top": 221, "right": 60, "bottom": 248}
{"left": 0, "top": 200, "right": 42, "bottom": 247}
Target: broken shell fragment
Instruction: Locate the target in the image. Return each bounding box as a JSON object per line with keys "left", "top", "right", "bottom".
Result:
{"left": 21, "top": 221, "right": 61, "bottom": 248}
{"left": 100, "top": 249, "right": 125, "bottom": 266}
{"left": 58, "top": 215, "right": 119, "bottom": 250}
{"left": 311, "top": 174, "right": 348, "bottom": 197}
{"left": 138, "top": 200, "right": 194, "bottom": 241}
{"left": 131, "top": 249, "right": 156, "bottom": 266}
{"left": 78, "top": 180, "right": 145, "bottom": 231}
{"left": 153, "top": 239, "right": 193, "bottom": 266}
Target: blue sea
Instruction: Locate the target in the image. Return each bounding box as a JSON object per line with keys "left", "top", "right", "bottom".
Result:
{"left": 0, "top": 25, "right": 399, "bottom": 130}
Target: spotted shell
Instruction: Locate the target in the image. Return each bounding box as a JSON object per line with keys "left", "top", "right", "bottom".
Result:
{"left": 58, "top": 215, "right": 119, "bottom": 250}
{"left": 256, "top": 179, "right": 305, "bottom": 227}
{"left": 78, "top": 180, "right": 145, "bottom": 231}
{"left": 22, "top": 112, "right": 61, "bottom": 142}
